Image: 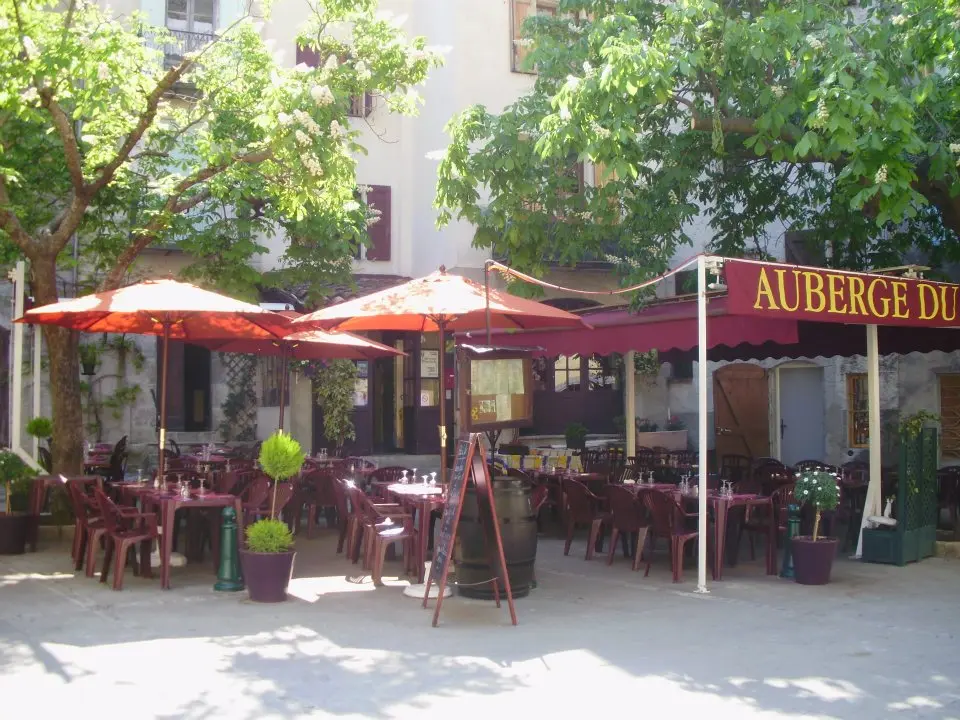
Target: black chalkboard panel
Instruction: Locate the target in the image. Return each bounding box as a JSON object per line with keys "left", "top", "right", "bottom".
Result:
{"left": 426, "top": 436, "right": 474, "bottom": 590}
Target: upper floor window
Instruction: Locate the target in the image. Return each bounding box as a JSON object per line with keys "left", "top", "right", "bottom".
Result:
{"left": 167, "top": 0, "right": 215, "bottom": 36}
{"left": 511, "top": 0, "right": 558, "bottom": 73}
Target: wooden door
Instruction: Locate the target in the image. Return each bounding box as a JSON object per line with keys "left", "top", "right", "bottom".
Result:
{"left": 714, "top": 363, "right": 770, "bottom": 461}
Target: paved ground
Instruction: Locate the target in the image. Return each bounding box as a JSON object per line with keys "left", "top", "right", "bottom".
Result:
{"left": 1, "top": 528, "right": 959, "bottom": 719}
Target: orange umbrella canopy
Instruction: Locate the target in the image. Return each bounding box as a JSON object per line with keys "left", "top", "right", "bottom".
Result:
{"left": 292, "top": 268, "right": 590, "bottom": 332}
{"left": 199, "top": 328, "right": 404, "bottom": 360}
{"left": 19, "top": 278, "right": 291, "bottom": 340}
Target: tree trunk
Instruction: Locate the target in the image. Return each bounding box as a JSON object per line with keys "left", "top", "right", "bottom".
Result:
{"left": 30, "top": 256, "right": 84, "bottom": 476}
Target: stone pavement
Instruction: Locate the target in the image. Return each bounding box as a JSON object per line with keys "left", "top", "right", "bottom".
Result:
{"left": 1, "top": 529, "right": 959, "bottom": 719}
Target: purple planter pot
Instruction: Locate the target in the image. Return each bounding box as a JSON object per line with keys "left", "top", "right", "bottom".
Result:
{"left": 0, "top": 513, "right": 31, "bottom": 555}
{"left": 239, "top": 549, "right": 296, "bottom": 602}
{"left": 792, "top": 536, "right": 838, "bottom": 585}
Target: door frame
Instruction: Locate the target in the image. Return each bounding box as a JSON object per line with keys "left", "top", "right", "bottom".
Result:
{"left": 772, "top": 360, "right": 823, "bottom": 462}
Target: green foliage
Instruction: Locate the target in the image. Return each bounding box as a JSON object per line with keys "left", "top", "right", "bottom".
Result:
{"left": 245, "top": 518, "right": 294, "bottom": 553}
{"left": 0, "top": 450, "right": 38, "bottom": 509}
{"left": 313, "top": 360, "right": 358, "bottom": 449}
{"left": 795, "top": 469, "right": 840, "bottom": 541}
{"left": 435, "top": 0, "right": 960, "bottom": 286}
{"left": 565, "top": 422, "right": 588, "bottom": 450}
{"left": 899, "top": 410, "right": 939, "bottom": 439}
{"left": 78, "top": 343, "right": 100, "bottom": 371}
{"left": 102, "top": 386, "right": 141, "bottom": 420}
{"left": 636, "top": 418, "right": 659, "bottom": 433}
{"left": 258, "top": 431, "right": 306, "bottom": 482}
{"left": 26, "top": 416, "right": 53, "bottom": 440}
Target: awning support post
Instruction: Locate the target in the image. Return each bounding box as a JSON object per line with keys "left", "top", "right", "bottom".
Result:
{"left": 625, "top": 350, "right": 636, "bottom": 458}
{"left": 696, "top": 255, "right": 709, "bottom": 594}
{"left": 856, "top": 323, "right": 883, "bottom": 557}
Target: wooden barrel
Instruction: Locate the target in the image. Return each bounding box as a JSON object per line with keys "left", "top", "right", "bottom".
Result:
{"left": 456, "top": 477, "right": 537, "bottom": 599}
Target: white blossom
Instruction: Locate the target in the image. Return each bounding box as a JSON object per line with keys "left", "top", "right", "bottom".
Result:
{"left": 365, "top": 216, "right": 381, "bottom": 228}
{"left": 22, "top": 36, "right": 38, "bottom": 59}
{"left": 323, "top": 55, "right": 339, "bottom": 71}
{"left": 771, "top": 85, "right": 785, "bottom": 99}
{"left": 97, "top": 62, "right": 110, "bottom": 81}
{"left": 293, "top": 62, "right": 312, "bottom": 73}
{"left": 668, "top": 190, "right": 679, "bottom": 205}
{"left": 0, "top": 17, "right": 8, "bottom": 30}
{"left": 875, "top": 164, "right": 888, "bottom": 184}
{"left": 344, "top": 200, "right": 361, "bottom": 213}
{"left": 559, "top": 106, "right": 571, "bottom": 120}
{"left": 582, "top": 61, "right": 595, "bottom": 78}
{"left": 20, "top": 86, "right": 39, "bottom": 104}
{"left": 310, "top": 84, "right": 335, "bottom": 106}
{"left": 355, "top": 60, "right": 371, "bottom": 81}
{"left": 891, "top": 14, "right": 907, "bottom": 26}
{"left": 410, "top": 49, "right": 430, "bottom": 63}
{"left": 514, "top": 38, "right": 534, "bottom": 48}
{"left": 949, "top": 143, "right": 960, "bottom": 154}
{"left": 303, "top": 154, "right": 324, "bottom": 178}
{"left": 357, "top": 184, "right": 373, "bottom": 194}
{"left": 278, "top": 112, "right": 292, "bottom": 126}
{"left": 329, "top": 119, "right": 346, "bottom": 139}
{"left": 806, "top": 35, "right": 823, "bottom": 51}
{"left": 294, "top": 129, "right": 311, "bottom": 147}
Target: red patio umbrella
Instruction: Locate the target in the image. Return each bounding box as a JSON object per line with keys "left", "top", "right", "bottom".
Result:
{"left": 198, "top": 326, "right": 404, "bottom": 430}
{"left": 19, "top": 278, "right": 292, "bottom": 477}
{"left": 292, "top": 266, "right": 589, "bottom": 481}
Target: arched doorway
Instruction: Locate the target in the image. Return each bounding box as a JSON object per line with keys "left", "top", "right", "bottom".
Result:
{"left": 713, "top": 363, "right": 770, "bottom": 461}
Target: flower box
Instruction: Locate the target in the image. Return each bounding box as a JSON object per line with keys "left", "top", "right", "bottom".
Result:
{"left": 636, "top": 429, "right": 688, "bottom": 451}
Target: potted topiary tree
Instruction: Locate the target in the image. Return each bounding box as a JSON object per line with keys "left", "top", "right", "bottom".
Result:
{"left": 239, "top": 431, "right": 305, "bottom": 602}
{"left": 791, "top": 469, "right": 841, "bottom": 585}
{"left": 0, "top": 450, "right": 38, "bottom": 554}
{"left": 26, "top": 416, "right": 53, "bottom": 471}
{"left": 565, "top": 422, "right": 588, "bottom": 451}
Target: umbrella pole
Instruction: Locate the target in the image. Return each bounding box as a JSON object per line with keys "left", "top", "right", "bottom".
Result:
{"left": 438, "top": 321, "right": 448, "bottom": 484}
{"left": 484, "top": 261, "right": 492, "bottom": 345}
{"left": 158, "top": 322, "right": 171, "bottom": 481}
{"left": 278, "top": 344, "right": 288, "bottom": 432}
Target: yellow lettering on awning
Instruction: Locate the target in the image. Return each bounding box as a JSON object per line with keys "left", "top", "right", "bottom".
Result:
{"left": 774, "top": 269, "right": 801, "bottom": 312}
{"left": 827, "top": 274, "right": 848, "bottom": 314}
{"left": 918, "top": 283, "right": 940, "bottom": 321}
{"left": 753, "top": 268, "right": 779, "bottom": 311}
{"left": 867, "top": 278, "right": 890, "bottom": 318}
{"left": 803, "top": 272, "right": 826, "bottom": 313}
{"left": 891, "top": 281, "right": 909, "bottom": 319}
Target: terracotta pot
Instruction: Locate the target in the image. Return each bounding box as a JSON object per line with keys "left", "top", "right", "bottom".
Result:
{"left": 791, "top": 536, "right": 838, "bottom": 585}
{"left": 238, "top": 548, "right": 296, "bottom": 602}
{"left": 0, "top": 513, "right": 31, "bottom": 555}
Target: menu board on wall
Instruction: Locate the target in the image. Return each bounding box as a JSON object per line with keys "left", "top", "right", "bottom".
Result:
{"left": 459, "top": 346, "right": 534, "bottom": 431}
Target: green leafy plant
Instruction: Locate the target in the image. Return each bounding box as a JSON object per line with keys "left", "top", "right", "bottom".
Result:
{"left": 245, "top": 518, "right": 294, "bottom": 554}
{"left": 794, "top": 470, "right": 840, "bottom": 542}
{"left": 313, "top": 360, "right": 358, "bottom": 451}
{"left": 26, "top": 417, "right": 53, "bottom": 441}
{"left": 665, "top": 416, "right": 686, "bottom": 431}
{"left": 78, "top": 343, "right": 100, "bottom": 374}
{"left": 899, "top": 410, "right": 939, "bottom": 439}
{"left": 565, "top": 422, "right": 588, "bottom": 450}
{"left": 636, "top": 418, "right": 659, "bottom": 433}
{"left": 258, "top": 431, "right": 306, "bottom": 519}
{"left": 0, "top": 450, "right": 38, "bottom": 513}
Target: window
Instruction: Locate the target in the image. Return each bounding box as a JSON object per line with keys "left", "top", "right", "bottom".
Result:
{"left": 511, "top": 0, "right": 558, "bottom": 73}
{"left": 674, "top": 269, "right": 697, "bottom": 296}
{"left": 587, "top": 355, "right": 618, "bottom": 391}
{"left": 671, "top": 358, "right": 694, "bottom": 381}
{"left": 554, "top": 354, "right": 581, "bottom": 392}
{"left": 294, "top": 46, "right": 372, "bottom": 117}
{"left": 361, "top": 185, "right": 391, "bottom": 261}
{"left": 259, "top": 356, "right": 289, "bottom": 407}
{"left": 157, "top": 340, "right": 211, "bottom": 431}
{"left": 847, "top": 374, "right": 869, "bottom": 447}
{"left": 940, "top": 375, "right": 960, "bottom": 458}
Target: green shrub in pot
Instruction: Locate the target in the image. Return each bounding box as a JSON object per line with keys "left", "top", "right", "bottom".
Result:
{"left": 257, "top": 430, "right": 306, "bottom": 520}
{"left": 245, "top": 517, "right": 294, "bottom": 553}
{"left": 795, "top": 470, "right": 840, "bottom": 541}
{"left": 0, "top": 450, "right": 37, "bottom": 513}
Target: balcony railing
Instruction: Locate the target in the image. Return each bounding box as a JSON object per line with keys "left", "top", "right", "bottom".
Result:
{"left": 143, "top": 28, "right": 218, "bottom": 66}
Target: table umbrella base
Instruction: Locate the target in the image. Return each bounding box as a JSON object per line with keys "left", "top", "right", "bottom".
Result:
{"left": 405, "top": 582, "right": 451, "bottom": 600}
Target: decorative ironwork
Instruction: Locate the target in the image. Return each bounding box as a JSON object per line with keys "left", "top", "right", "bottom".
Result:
{"left": 218, "top": 353, "right": 257, "bottom": 442}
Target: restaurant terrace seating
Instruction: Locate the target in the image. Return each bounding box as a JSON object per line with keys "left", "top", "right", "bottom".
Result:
{"left": 94, "top": 487, "right": 158, "bottom": 591}
{"left": 561, "top": 478, "right": 610, "bottom": 561}
{"left": 604, "top": 485, "right": 650, "bottom": 571}
{"left": 642, "top": 489, "right": 700, "bottom": 583}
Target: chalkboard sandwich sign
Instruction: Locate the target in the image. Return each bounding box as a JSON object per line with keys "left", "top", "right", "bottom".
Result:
{"left": 423, "top": 432, "right": 518, "bottom": 627}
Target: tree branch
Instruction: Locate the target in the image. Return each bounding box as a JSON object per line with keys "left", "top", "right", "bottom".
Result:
{"left": 100, "top": 148, "right": 272, "bottom": 290}
{"left": 38, "top": 88, "right": 85, "bottom": 192}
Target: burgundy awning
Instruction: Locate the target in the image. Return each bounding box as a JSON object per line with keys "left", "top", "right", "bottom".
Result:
{"left": 461, "top": 295, "right": 799, "bottom": 356}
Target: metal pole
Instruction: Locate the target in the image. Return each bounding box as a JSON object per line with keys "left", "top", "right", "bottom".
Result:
{"left": 856, "top": 324, "right": 883, "bottom": 558}
{"left": 438, "top": 320, "right": 448, "bottom": 483}
{"left": 484, "top": 260, "right": 493, "bottom": 346}
{"left": 157, "top": 322, "right": 170, "bottom": 480}
{"left": 277, "top": 344, "right": 288, "bottom": 432}
{"left": 32, "top": 325, "right": 41, "bottom": 460}
{"left": 11, "top": 261, "right": 25, "bottom": 457}
{"left": 696, "top": 255, "right": 709, "bottom": 594}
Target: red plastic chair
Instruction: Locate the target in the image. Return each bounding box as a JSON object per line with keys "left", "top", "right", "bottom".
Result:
{"left": 368, "top": 466, "right": 413, "bottom": 500}
{"left": 245, "top": 482, "right": 295, "bottom": 524}
{"left": 740, "top": 483, "right": 796, "bottom": 560}
{"left": 93, "top": 488, "right": 158, "bottom": 590}
{"left": 292, "top": 470, "right": 338, "bottom": 538}
{"left": 604, "top": 485, "right": 650, "bottom": 571}
{"left": 343, "top": 484, "right": 408, "bottom": 567}
{"left": 561, "top": 478, "right": 611, "bottom": 560}
{"left": 642, "top": 490, "right": 699, "bottom": 583}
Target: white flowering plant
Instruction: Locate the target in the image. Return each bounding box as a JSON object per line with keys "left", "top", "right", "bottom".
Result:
{"left": 794, "top": 470, "right": 840, "bottom": 542}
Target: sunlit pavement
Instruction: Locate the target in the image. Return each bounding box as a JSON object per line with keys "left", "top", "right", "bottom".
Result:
{"left": 2, "top": 529, "right": 959, "bottom": 719}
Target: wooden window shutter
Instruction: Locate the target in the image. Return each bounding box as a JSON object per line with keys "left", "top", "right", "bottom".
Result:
{"left": 364, "top": 185, "right": 391, "bottom": 261}
{"left": 295, "top": 45, "right": 319, "bottom": 68}
{"left": 157, "top": 338, "right": 186, "bottom": 432}
{"left": 594, "top": 162, "right": 618, "bottom": 188}
{"left": 511, "top": 0, "right": 535, "bottom": 72}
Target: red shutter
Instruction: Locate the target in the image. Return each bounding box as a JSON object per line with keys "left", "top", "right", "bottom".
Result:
{"left": 365, "top": 185, "right": 391, "bottom": 261}
{"left": 296, "top": 45, "right": 319, "bottom": 68}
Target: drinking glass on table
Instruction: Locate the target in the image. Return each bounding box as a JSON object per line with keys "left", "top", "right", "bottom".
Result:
{"left": 401, "top": 469, "right": 409, "bottom": 484}
{"left": 429, "top": 472, "right": 437, "bottom": 486}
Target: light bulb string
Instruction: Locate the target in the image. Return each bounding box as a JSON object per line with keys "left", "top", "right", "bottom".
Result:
{"left": 488, "top": 253, "right": 707, "bottom": 296}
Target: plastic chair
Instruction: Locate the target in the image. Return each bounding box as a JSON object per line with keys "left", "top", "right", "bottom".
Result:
{"left": 642, "top": 489, "right": 699, "bottom": 583}
{"left": 93, "top": 487, "right": 158, "bottom": 591}
{"left": 604, "top": 485, "right": 650, "bottom": 571}
{"left": 561, "top": 478, "right": 610, "bottom": 560}
{"left": 292, "top": 469, "right": 338, "bottom": 538}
